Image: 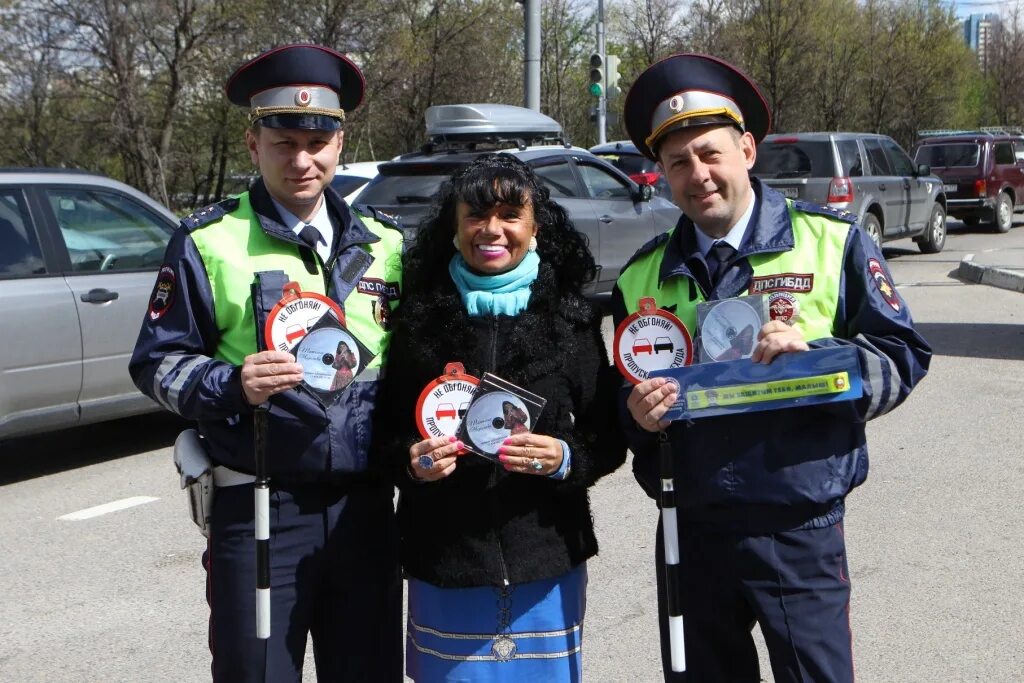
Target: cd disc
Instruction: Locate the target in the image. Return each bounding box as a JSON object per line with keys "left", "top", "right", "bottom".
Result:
{"left": 464, "top": 391, "right": 531, "bottom": 455}
{"left": 701, "top": 299, "right": 761, "bottom": 361}
{"left": 295, "top": 327, "right": 361, "bottom": 391}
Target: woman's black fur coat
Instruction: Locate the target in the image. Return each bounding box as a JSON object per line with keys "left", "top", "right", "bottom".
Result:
{"left": 374, "top": 262, "right": 627, "bottom": 588}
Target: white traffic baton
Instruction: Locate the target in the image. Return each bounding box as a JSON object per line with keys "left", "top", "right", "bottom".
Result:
{"left": 253, "top": 404, "right": 271, "bottom": 640}
{"left": 659, "top": 430, "right": 685, "bottom": 672}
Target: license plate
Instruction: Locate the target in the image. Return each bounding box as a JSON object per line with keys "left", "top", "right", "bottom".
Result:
{"left": 780, "top": 187, "right": 799, "bottom": 198}
{"left": 942, "top": 184, "right": 957, "bottom": 192}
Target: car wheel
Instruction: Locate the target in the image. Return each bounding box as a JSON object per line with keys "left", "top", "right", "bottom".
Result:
{"left": 918, "top": 203, "right": 946, "bottom": 254}
{"left": 861, "top": 213, "right": 882, "bottom": 249}
{"left": 990, "top": 192, "right": 1012, "bottom": 233}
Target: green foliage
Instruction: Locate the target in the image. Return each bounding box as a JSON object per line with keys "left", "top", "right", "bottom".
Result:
{"left": 0, "top": 0, "right": 1014, "bottom": 207}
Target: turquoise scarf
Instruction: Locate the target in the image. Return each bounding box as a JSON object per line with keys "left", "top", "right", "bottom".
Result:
{"left": 448, "top": 251, "right": 540, "bottom": 317}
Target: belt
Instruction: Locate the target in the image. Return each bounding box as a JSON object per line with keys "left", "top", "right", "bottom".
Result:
{"left": 211, "top": 465, "right": 383, "bottom": 489}
{"left": 213, "top": 465, "right": 257, "bottom": 488}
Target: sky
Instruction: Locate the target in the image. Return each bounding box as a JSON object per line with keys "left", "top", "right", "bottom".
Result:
{"left": 944, "top": 0, "right": 1019, "bottom": 19}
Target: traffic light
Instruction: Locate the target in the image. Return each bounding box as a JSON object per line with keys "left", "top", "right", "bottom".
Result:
{"left": 606, "top": 54, "right": 622, "bottom": 99}
{"left": 589, "top": 53, "right": 605, "bottom": 97}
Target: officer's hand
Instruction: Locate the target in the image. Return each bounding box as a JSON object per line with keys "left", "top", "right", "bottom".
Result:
{"left": 752, "top": 321, "right": 809, "bottom": 364}
{"left": 241, "top": 351, "right": 304, "bottom": 405}
{"left": 498, "top": 433, "right": 563, "bottom": 476}
{"left": 409, "top": 436, "right": 464, "bottom": 482}
{"left": 627, "top": 377, "right": 677, "bottom": 433}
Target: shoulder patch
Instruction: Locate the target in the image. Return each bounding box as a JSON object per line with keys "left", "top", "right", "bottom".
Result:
{"left": 622, "top": 229, "right": 672, "bottom": 272}
{"left": 791, "top": 200, "right": 856, "bottom": 224}
{"left": 362, "top": 205, "right": 404, "bottom": 233}
{"left": 181, "top": 197, "right": 240, "bottom": 232}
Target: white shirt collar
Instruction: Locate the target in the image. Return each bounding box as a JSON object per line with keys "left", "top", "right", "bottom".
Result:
{"left": 270, "top": 196, "right": 334, "bottom": 263}
{"left": 694, "top": 191, "right": 756, "bottom": 257}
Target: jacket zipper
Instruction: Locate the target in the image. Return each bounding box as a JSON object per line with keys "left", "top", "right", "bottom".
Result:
{"left": 486, "top": 317, "right": 511, "bottom": 589}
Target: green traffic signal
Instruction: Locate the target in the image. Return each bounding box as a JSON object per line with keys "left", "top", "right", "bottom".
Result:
{"left": 589, "top": 82, "right": 603, "bottom": 97}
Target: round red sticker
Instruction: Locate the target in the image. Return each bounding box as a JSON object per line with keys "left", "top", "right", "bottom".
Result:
{"left": 613, "top": 297, "right": 693, "bottom": 384}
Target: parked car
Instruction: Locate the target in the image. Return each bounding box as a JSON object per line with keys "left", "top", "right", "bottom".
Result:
{"left": 588, "top": 140, "right": 673, "bottom": 199}
{"left": 331, "top": 160, "right": 382, "bottom": 204}
{"left": 353, "top": 104, "right": 681, "bottom": 299}
{"left": 912, "top": 131, "right": 1024, "bottom": 233}
{"left": 0, "top": 168, "right": 178, "bottom": 440}
{"left": 751, "top": 132, "right": 947, "bottom": 253}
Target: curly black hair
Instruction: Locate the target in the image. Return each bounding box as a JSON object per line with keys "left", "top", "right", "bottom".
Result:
{"left": 401, "top": 153, "right": 597, "bottom": 294}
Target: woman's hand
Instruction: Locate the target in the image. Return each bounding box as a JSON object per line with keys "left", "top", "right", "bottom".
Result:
{"left": 409, "top": 436, "right": 464, "bottom": 482}
{"left": 498, "top": 433, "right": 564, "bottom": 476}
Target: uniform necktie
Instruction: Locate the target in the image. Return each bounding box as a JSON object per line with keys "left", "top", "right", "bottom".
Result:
{"left": 706, "top": 241, "right": 737, "bottom": 288}
{"left": 298, "top": 224, "right": 324, "bottom": 250}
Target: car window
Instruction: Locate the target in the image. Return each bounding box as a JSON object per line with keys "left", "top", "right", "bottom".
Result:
{"left": 576, "top": 163, "right": 632, "bottom": 200}
{"left": 592, "top": 153, "right": 653, "bottom": 177}
{"left": 863, "top": 139, "right": 892, "bottom": 175}
{"left": 532, "top": 161, "right": 581, "bottom": 198}
{"left": 357, "top": 172, "right": 447, "bottom": 206}
{"left": 0, "top": 189, "right": 46, "bottom": 277}
{"left": 45, "top": 188, "right": 172, "bottom": 273}
{"left": 835, "top": 140, "right": 864, "bottom": 177}
{"left": 1014, "top": 140, "right": 1024, "bottom": 163}
{"left": 880, "top": 139, "right": 915, "bottom": 176}
{"left": 914, "top": 143, "right": 980, "bottom": 168}
{"left": 993, "top": 142, "right": 1015, "bottom": 165}
{"left": 750, "top": 140, "right": 833, "bottom": 178}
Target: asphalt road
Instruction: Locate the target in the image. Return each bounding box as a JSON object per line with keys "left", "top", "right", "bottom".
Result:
{"left": 1, "top": 220, "right": 1022, "bottom": 682}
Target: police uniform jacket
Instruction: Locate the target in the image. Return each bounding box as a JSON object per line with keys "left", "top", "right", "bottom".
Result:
{"left": 611, "top": 179, "right": 931, "bottom": 532}
{"left": 375, "top": 263, "right": 627, "bottom": 588}
{"left": 129, "top": 180, "right": 403, "bottom": 481}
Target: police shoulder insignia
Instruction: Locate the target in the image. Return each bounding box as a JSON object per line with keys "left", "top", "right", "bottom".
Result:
{"left": 791, "top": 200, "right": 856, "bottom": 224}
{"left": 622, "top": 230, "right": 673, "bottom": 272}
{"left": 182, "top": 197, "right": 240, "bottom": 232}
{"left": 868, "top": 257, "right": 901, "bottom": 312}
{"left": 148, "top": 265, "right": 176, "bottom": 320}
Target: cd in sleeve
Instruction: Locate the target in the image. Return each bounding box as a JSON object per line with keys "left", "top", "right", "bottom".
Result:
{"left": 289, "top": 308, "right": 375, "bottom": 406}
{"left": 456, "top": 373, "right": 547, "bottom": 461}
{"left": 696, "top": 296, "right": 767, "bottom": 362}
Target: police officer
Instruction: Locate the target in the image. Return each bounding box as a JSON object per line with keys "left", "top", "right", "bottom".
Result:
{"left": 130, "top": 44, "right": 403, "bottom": 682}
{"left": 612, "top": 54, "right": 931, "bottom": 682}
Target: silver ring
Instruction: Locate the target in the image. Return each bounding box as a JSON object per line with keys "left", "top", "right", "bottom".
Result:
{"left": 417, "top": 454, "right": 435, "bottom": 470}
{"left": 529, "top": 458, "right": 543, "bottom": 472}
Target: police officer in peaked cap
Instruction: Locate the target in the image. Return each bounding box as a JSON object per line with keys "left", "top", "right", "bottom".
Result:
{"left": 130, "top": 44, "right": 404, "bottom": 682}
{"left": 612, "top": 54, "right": 931, "bottom": 682}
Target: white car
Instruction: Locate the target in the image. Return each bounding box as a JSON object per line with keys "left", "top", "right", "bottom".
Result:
{"left": 331, "top": 161, "right": 382, "bottom": 204}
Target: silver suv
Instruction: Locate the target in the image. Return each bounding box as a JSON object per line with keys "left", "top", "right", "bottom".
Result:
{"left": 0, "top": 169, "right": 178, "bottom": 440}
{"left": 751, "top": 132, "right": 948, "bottom": 254}
{"left": 353, "top": 104, "right": 681, "bottom": 299}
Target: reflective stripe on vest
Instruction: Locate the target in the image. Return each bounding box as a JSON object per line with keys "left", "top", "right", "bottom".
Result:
{"left": 617, "top": 201, "right": 849, "bottom": 342}
{"left": 190, "top": 192, "right": 403, "bottom": 366}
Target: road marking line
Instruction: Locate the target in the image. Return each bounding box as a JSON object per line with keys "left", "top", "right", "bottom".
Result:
{"left": 58, "top": 496, "right": 160, "bottom": 521}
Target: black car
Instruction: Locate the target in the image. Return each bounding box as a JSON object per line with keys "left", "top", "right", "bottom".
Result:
{"left": 353, "top": 104, "right": 681, "bottom": 300}
{"left": 589, "top": 140, "right": 673, "bottom": 200}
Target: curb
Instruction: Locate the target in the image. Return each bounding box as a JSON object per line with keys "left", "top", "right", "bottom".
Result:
{"left": 957, "top": 253, "right": 1024, "bottom": 293}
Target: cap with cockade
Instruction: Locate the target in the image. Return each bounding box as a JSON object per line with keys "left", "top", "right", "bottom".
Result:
{"left": 225, "top": 44, "right": 365, "bottom": 131}
{"left": 624, "top": 53, "right": 771, "bottom": 160}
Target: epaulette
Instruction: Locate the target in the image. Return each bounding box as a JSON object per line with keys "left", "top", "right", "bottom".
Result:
{"left": 622, "top": 229, "right": 673, "bottom": 272}
{"left": 790, "top": 199, "right": 856, "bottom": 224}
{"left": 361, "top": 205, "right": 404, "bottom": 233}
{"left": 181, "top": 197, "right": 240, "bottom": 232}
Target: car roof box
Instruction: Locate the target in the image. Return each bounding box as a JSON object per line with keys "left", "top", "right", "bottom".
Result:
{"left": 424, "top": 104, "right": 567, "bottom": 150}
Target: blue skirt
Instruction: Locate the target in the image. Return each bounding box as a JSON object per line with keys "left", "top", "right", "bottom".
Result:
{"left": 406, "top": 564, "right": 588, "bottom": 682}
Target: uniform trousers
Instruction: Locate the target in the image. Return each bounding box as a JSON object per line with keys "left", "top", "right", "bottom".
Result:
{"left": 655, "top": 517, "right": 854, "bottom": 683}
{"left": 204, "top": 480, "right": 402, "bottom": 683}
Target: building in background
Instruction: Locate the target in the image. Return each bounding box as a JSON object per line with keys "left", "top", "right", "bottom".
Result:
{"left": 963, "top": 13, "right": 999, "bottom": 72}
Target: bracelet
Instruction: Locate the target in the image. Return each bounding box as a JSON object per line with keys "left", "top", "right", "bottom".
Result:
{"left": 406, "top": 463, "right": 426, "bottom": 483}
